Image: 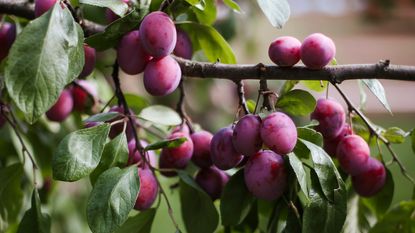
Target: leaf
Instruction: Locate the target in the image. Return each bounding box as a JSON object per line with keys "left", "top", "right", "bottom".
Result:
{"left": 179, "top": 171, "right": 219, "bottom": 233}
{"left": 301, "top": 80, "right": 328, "bottom": 92}
{"left": 114, "top": 208, "right": 156, "bottom": 233}
{"left": 412, "top": 130, "right": 415, "bottom": 154}
{"left": 109, "top": 93, "right": 149, "bottom": 114}
{"left": 358, "top": 80, "right": 368, "bottom": 110}
{"left": 178, "top": 22, "right": 236, "bottom": 64}
{"left": 139, "top": 105, "right": 182, "bottom": 126}
{"left": 52, "top": 123, "right": 111, "bottom": 181}
{"left": 279, "top": 80, "right": 298, "bottom": 95}
{"left": 184, "top": 0, "right": 200, "bottom": 5}
{"left": 17, "top": 189, "right": 51, "bottom": 233}
{"left": 246, "top": 99, "right": 256, "bottom": 114}
{"left": 145, "top": 137, "right": 187, "bottom": 151}
{"left": 287, "top": 153, "right": 309, "bottom": 199}
{"left": 276, "top": 89, "right": 316, "bottom": 116}
{"left": 87, "top": 166, "right": 140, "bottom": 233}
{"left": 193, "top": 0, "right": 217, "bottom": 25}
{"left": 256, "top": 0, "right": 290, "bottom": 28}
{"left": 84, "top": 112, "right": 121, "bottom": 123}
{"left": 361, "top": 79, "right": 392, "bottom": 114}
{"left": 90, "top": 132, "right": 129, "bottom": 186}
{"left": 220, "top": 169, "right": 256, "bottom": 226}
{"left": 362, "top": 169, "right": 394, "bottom": 217}
{"left": 0, "top": 164, "right": 24, "bottom": 232}
{"left": 223, "top": 0, "right": 242, "bottom": 12}
{"left": 369, "top": 201, "right": 415, "bottom": 233}
{"left": 342, "top": 194, "right": 375, "bottom": 233}
{"left": 5, "top": 3, "right": 84, "bottom": 123}
{"left": 80, "top": 0, "right": 129, "bottom": 16}
{"left": 382, "top": 127, "right": 408, "bottom": 144}
{"left": 294, "top": 127, "right": 323, "bottom": 159}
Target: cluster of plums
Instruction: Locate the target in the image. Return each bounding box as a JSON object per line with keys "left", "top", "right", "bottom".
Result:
{"left": 311, "top": 98, "right": 386, "bottom": 197}
{"left": 268, "top": 33, "right": 336, "bottom": 69}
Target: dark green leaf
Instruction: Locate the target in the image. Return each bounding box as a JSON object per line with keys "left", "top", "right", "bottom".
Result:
{"left": 84, "top": 112, "right": 120, "bottom": 123}
{"left": 0, "top": 164, "right": 24, "bottom": 232}
{"left": 256, "top": 0, "right": 290, "bottom": 28}
{"left": 90, "top": 132, "right": 129, "bottom": 186}
{"left": 52, "top": 123, "right": 111, "bottom": 181}
{"left": 87, "top": 166, "right": 140, "bottom": 233}
{"left": 369, "top": 201, "right": 415, "bottom": 233}
{"left": 352, "top": 115, "right": 371, "bottom": 142}
{"left": 382, "top": 127, "right": 408, "bottom": 144}
{"left": 5, "top": 3, "right": 84, "bottom": 123}
{"left": 276, "top": 89, "right": 316, "bottom": 116}
{"left": 301, "top": 80, "right": 328, "bottom": 92}
{"left": 17, "top": 189, "right": 51, "bottom": 233}
{"left": 145, "top": 137, "right": 187, "bottom": 151}
{"left": 412, "top": 130, "right": 415, "bottom": 154}
{"left": 139, "top": 105, "right": 182, "bottom": 126}
{"left": 223, "top": 0, "right": 242, "bottom": 12}
{"left": 80, "top": 0, "right": 129, "bottom": 16}
{"left": 361, "top": 79, "right": 392, "bottom": 114}
{"left": 287, "top": 153, "right": 309, "bottom": 198}
{"left": 342, "top": 194, "right": 375, "bottom": 233}
{"left": 297, "top": 127, "right": 323, "bottom": 147}
{"left": 362, "top": 169, "right": 394, "bottom": 217}
{"left": 114, "top": 208, "right": 156, "bottom": 233}
{"left": 220, "top": 169, "right": 255, "bottom": 226}
{"left": 179, "top": 171, "right": 219, "bottom": 233}
{"left": 279, "top": 80, "right": 298, "bottom": 95}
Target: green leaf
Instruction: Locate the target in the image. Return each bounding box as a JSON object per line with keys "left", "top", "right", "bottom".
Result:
{"left": 178, "top": 22, "right": 236, "bottom": 64}
{"left": 362, "top": 169, "right": 394, "bottom": 217}
{"left": 139, "top": 105, "right": 182, "bottom": 126}
{"left": 342, "top": 194, "right": 375, "bottom": 233}
{"left": 52, "top": 123, "right": 111, "bottom": 181}
{"left": 287, "top": 153, "right": 309, "bottom": 199}
{"left": 90, "top": 132, "right": 129, "bottom": 186}
{"left": 109, "top": 93, "right": 149, "bottom": 114}
{"left": 5, "top": 3, "right": 84, "bottom": 123}
{"left": 382, "top": 127, "right": 408, "bottom": 144}
{"left": 369, "top": 201, "right": 415, "bottom": 233}
{"left": 184, "top": 0, "right": 200, "bottom": 5}
{"left": 279, "top": 80, "right": 298, "bottom": 95}
{"left": 114, "top": 208, "right": 156, "bottom": 233}
{"left": 276, "top": 89, "right": 316, "bottom": 116}
{"left": 0, "top": 164, "right": 24, "bottom": 232}
{"left": 220, "top": 169, "right": 256, "bottom": 226}
{"left": 411, "top": 130, "right": 415, "bottom": 154}
{"left": 358, "top": 80, "right": 368, "bottom": 110}
{"left": 17, "top": 189, "right": 51, "bottom": 233}
{"left": 301, "top": 80, "right": 328, "bottom": 92}
{"left": 361, "top": 79, "right": 392, "bottom": 114}
{"left": 294, "top": 127, "right": 323, "bottom": 159}
{"left": 246, "top": 99, "right": 256, "bottom": 114}
{"left": 87, "top": 166, "right": 140, "bottom": 233}
{"left": 256, "top": 0, "right": 290, "bottom": 28}
{"left": 223, "top": 0, "right": 242, "bottom": 12}
{"left": 193, "top": 0, "right": 217, "bottom": 25}
{"left": 145, "top": 137, "right": 187, "bottom": 151}
{"left": 80, "top": 0, "right": 129, "bottom": 16}
{"left": 84, "top": 112, "right": 121, "bottom": 123}
{"left": 85, "top": 10, "right": 143, "bottom": 51}
{"left": 179, "top": 171, "right": 219, "bottom": 233}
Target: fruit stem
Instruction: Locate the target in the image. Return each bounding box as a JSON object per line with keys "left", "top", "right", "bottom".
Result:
{"left": 234, "top": 80, "right": 249, "bottom": 115}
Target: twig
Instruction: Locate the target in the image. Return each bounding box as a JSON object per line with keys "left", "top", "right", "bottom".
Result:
{"left": 158, "top": 0, "right": 175, "bottom": 11}
{"left": 234, "top": 80, "right": 249, "bottom": 115}
{"left": 176, "top": 78, "right": 194, "bottom": 134}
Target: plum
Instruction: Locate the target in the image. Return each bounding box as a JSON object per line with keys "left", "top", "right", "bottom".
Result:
{"left": 323, "top": 124, "right": 353, "bottom": 157}
{"left": 337, "top": 135, "right": 370, "bottom": 175}
{"left": 172, "top": 123, "right": 190, "bottom": 135}
{"left": 139, "top": 11, "right": 177, "bottom": 58}
{"left": 71, "top": 80, "right": 97, "bottom": 112}
{"left": 232, "top": 114, "right": 262, "bottom": 156}
{"left": 134, "top": 168, "right": 158, "bottom": 211}
{"left": 35, "top": 0, "right": 57, "bottom": 18}
{"left": 143, "top": 55, "right": 181, "bottom": 96}
{"left": 300, "top": 33, "right": 336, "bottom": 69}
{"left": 210, "top": 127, "right": 243, "bottom": 170}
{"left": 158, "top": 132, "right": 193, "bottom": 176}
{"left": 268, "top": 36, "right": 301, "bottom": 67}
{"left": 311, "top": 98, "right": 346, "bottom": 139}
{"left": 78, "top": 45, "right": 96, "bottom": 79}
{"left": 117, "top": 30, "right": 151, "bottom": 75}
{"left": 127, "top": 140, "right": 157, "bottom": 168}
{"left": 46, "top": 89, "right": 74, "bottom": 122}
{"left": 195, "top": 166, "right": 229, "bottom": 200}
{"left": 191, "top": 130, "right": 214, "bottom": 168}
{"left": 173, "top": 29, "right": 193, "bottom": 59}
{"left": 107, "top": 106, "right": 135, "bottom": 140}
{"left": 260, "top": 112, "right": 297, "bottom": 155}
{"left": 351, "top": 157, "right": 386, "bottom": 197}
{"left": 0, "top": 22, "right": 16, "bottom": 62}
{"left": 244, "top": 150, "right": 287, "bottom": 201}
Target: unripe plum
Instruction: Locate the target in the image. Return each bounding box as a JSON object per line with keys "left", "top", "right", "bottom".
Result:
{"left": 143, "top": 56, "right": 181, "bottom": 96}
{"left": 35, "top": 0, "right": 57, "bottom": 18}
{"left": 232, "top": 114, "right": 262, "bottom": 157}
{"left": 260, "top": 112, "right": 297, "bottom": 155}
{"left": 337, "top": 135, "right": 370, "bottom": 175}
{"left": 311, "top": 98, "right": 346, "bottom": 139}
{"left": 0, "top": 22, "right": 16, "bottom": 62}
{"left": 244, "top": 150, "right": 287, "bottom": 201}
{"left": 323, "top": 124, "right": 352, "bottom": 157}
{"left": 134, "top": 168, "right": 158, "bottom": 211}
{"left": 139, "top": 11, "right": 177, "bottom": 58}
{"left": 117, "top": 30, "right": 151, "bottom": 75}
{"left": 174, "top": 29, "right": 193, "bottom": 59}
{"left": 78, "top": 45, "right": 96, "bottom": 79}
{"left": 158, "top": 132, "right": 193, "bottom": 176}
{"left": 71, "top": 80, "right": 97, "bottom": 112}
{"left": 195, "top": 166, "right": 229, "bottom": 200}
{"left": 107, "top": 106, "right": 135, "bottom": 140}
{"left": 300, "top": 33, "right": 336, "bottom": 69}
{"left": 46, "top": 89, "right": 74, "bottom": 122}
{"left": 210, "top": 127, "right": 243, "bottom": 170}
{"left": 127, "top": 140, "right": 157, "bottom": 168}
{"left": 191, "top": 131, "right": 214, "bottom": 168}
{"left": 351, "top": 157, "right": 386, "bottom": 197}
{"left": 268, "top": 36, "right": 301, "bottom": 67}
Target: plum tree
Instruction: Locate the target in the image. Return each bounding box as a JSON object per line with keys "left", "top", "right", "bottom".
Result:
{"left": 260, "top": 112, "right": 297, "bottom": 155}
{"left": 300, "top": 33, "right": 336, "bottom": 69}
{"left": 232, "top": 114, "right": 262, "bottom": 156}
{"left": 174, "top": 29, "right": 193, "bottom": 59}
{"left": 46, "top": 89, "right": 73, "bottom": 122}
{"left": 158, "top": 132, "right": 193, "bottom": 176}
{"left": 244, "top": 150, "right": 287, "bottom": 201}
{"left": 351, "top": 157, "right": 386, "bottom": 197}
{"left": 143, "top": 55, "right": 181, "bottom": 96}
{"left": 195, "top": 166, "right": 229, "bottom": 200}
{"left": 127, "top": 140, "right": 157, "bottom": 168}
{"left": 337, "top": 135, "right": 370, "bottom": 175}
{"left": 323, "top": 124, "right": 353, "bottom": 157}
{"left": 311, "top": 98, "right": 346, "bottom": 139}
{"left": 34, "top": 0, "right": 57, "bottom": 17}
{"left": 210, "top": 127, "right": 243, "bottom": 170}
{"left": 78, "top": 45, "right": 96, "bottom": 79}
{"left": 134, "top": 168, "right": 158, "bottom": 211}
{"left": 139, "top": 11, "right": 177, "bottom": 58}
{"left": 71, "top": 80, "right": 97, "bottom": 112}
{"left": 268, "top": 36, "right": 301, "bottom": 67}
{"left": 191, "top": 130, "right": 214, "bottom": 168}
{"left": 0, "top": 22, "right": 16, "bottom": 62}
{"left": 117, "top": 30, "right": 151, "bottom": 75}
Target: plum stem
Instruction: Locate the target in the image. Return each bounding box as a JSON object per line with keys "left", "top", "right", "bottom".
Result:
{"left": 235, "top": 80, "right": 249, "bottom": 115}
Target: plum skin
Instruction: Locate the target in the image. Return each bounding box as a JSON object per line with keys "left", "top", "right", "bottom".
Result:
{"left": 311, "top": 98, "right": 346, "bottom": 139}
{"left": 127, "top": 140, "right": 157, "bottom": 168}
{"left": 134, "top": 168, "right": 158, "bottom": 211}
{"left": 191, "top": 131, "right": 214, "bottom": 168}
{"left": 244, "top": 150, "right": 287, "bottom": 201}
{"left": 35, "top": 0, "right": 57, "bottom": 18}
{"left": 117, "top": 30, "right": 151, "bottom": 75}
{"left": 139, "top": 11, "right": 177, "bottom": 58}
{"left": 78, "top": 45, "right": 96, "bottom": 79}
{"left": 300, "top": 33, "right": 336, "bottom": 70}
{"left": 336, "top": 135, "right": 370, "bottom": 175}
{"left": 323, "top": 124, "right": 353, "bottom": 157}
{"left": 0, "top": 22, "right": 16, "bottom": 62}
{"left": 71, "top": 80, "right": 97, "bottom": 112}
{"left": 107, "top": 106, "right": 135, "bottom": 140}
{"left": 46, "top": 89, "right": 74, "bottom": 122}
{"left": 210, "top": 127, "right": 243, "bottom": 170}
{"left": 143, "top": 55, "right": 181, "bottom": 96}
{"left": 158, "top": 132, "right": 194, "bottom": 176}
{"left": 351, "top": 157, "right": 386, "bottom": 197}
{"left": 174, "top": 29, "right": 193, "bottom": 59}
{"left": 232, "top": 114, "right": 262, "bottom": 157}
{"left": 260, "top": 112, "right": 297, "bottom": 155}
{"left": 268, "top": 36, "right": 301, "bottom": 67}
{"left": 195, "top": 166, "right": 229, "bottom": 200}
